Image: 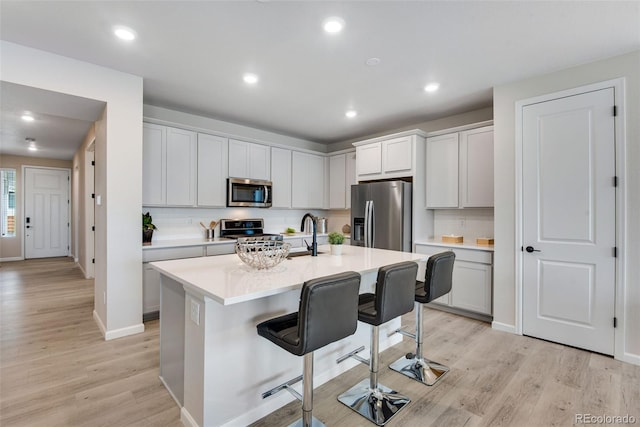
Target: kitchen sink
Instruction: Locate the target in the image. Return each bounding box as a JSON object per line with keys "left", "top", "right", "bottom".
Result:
{"left": 287, "top": 251, "right": 325, "bottom": 259}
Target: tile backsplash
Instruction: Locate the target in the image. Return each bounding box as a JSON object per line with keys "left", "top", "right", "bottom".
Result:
{"left": 433, "top": 208, "right": 494, "bottom": 243}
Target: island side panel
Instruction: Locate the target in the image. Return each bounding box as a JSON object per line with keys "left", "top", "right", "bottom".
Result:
{"left": 159, "top": 275, "right": 186, "bottom": 406}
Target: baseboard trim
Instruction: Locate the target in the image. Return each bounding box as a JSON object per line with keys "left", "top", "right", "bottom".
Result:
{"left": 491, "top": 321, "right": 517, "bottom": 334}
{"left": 159, "top": 375, "right": 182, "bottom": 407}
{"left": 0, "top": 256, "right": 24, "bottom": 262}
{"left": 93, "top": 310, "right": 107, "bottom": 336}
{"left": 104, "top": 323, "right": 145, "bottom": 341}
{"left": 181, "top": 407, "right": 199, "bottom": 427}
{"left": 618, "top": 351, "right": 640, "bottom": 366}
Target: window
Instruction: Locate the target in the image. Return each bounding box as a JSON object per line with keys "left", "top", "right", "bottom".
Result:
{"left": 1, "top": 169, "right": 16, "bottom": 237}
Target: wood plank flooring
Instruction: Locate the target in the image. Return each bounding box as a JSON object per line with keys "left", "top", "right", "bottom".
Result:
{"left": 1, "top": 257, "right": 638, "bottom": 427}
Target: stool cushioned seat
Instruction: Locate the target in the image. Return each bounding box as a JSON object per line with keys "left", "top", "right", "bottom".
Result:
{"left": 257, "top": 271, "right": 361, "bottom": 356}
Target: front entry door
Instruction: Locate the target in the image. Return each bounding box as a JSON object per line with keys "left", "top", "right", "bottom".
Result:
{"left": 24, "top": 167, "right": 70, "bottom": 259}
{"left": 522, "top": 87, "right": 616, "bottom": 355}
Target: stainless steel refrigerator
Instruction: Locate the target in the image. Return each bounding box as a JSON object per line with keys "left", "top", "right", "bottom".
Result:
{"left": 351, "top": 181, "right": 412, "bottom": 251}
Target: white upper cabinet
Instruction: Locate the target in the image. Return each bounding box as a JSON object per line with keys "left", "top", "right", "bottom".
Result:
{"left": 329, "top": 154, "right": 347, "bottom": 209}
{"left": 228, "top": 139, "right": 271, "bottom": 180}
{"left": 354, "top": 130, "right": 425, "bottom": 181}
{"left": 271, "top": 147, "right": 292, "bottom": 208}
{"left": 143, "top": 123, "right": 196, "bottom": 207}
{"left": 383, "top": 136, "right": 413, "bottom": 173}
{"left": 345, "top": 151, "right": 356, "bottom": 209}
{"left": 166, "top": 127, "right": 197, "bottom": 206}
{"left": 356, "top": 143, "right": 382, "bottom": 177}
{"left": 425, "top": 124, "right": 494, "bottom": 209}
{"left": 292, "top": 151, "right": 324, "bottom": 209}
{"left": 197, "top": 133, "right": 228, "bottom": 207}
{"left": 329, "top": 151, "right": 357, "bottom": 209}
{"left": 143, "top": 123, "right": 166, "bottom": 206}
{"left": 459, "top": 126, "right": 494, "bottom": 207}
{"left": 425, "top": 133, "right": 459, "bottom": 208}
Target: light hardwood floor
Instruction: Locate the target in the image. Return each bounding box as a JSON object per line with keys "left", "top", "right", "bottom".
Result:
{"left": 1, "top": 258, "right": 638, "bottom": 427}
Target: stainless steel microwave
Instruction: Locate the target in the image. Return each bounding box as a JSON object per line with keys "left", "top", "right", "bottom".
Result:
{"left": 227, "top": 178, "right": 272, "bottom": 208}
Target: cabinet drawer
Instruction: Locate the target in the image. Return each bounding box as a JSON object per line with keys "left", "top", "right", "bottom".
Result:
{"left": 206, "top": 244, "right": 236, "bottom": 256}
{"left": 143, "top": 246, "right": 205, "bottom": 262}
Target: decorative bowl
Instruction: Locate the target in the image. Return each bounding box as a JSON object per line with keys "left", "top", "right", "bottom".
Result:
{"left": 235, "top": 238, "right": 291, "bottom": 270}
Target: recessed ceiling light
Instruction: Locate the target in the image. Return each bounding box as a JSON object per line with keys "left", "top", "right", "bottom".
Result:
{"left": 424, "top": 83, "right": 440, "bottom": 93}
{"left": 21, "top": 114, "right": 35, "bottom": 122}
{"left": 113, "top": 25, "right": 136, "bottom": 41}
{"left": 323, "top": 17, "right": 345, "bottom": 34}
{"left": 365, "top": 58, "right": 381, "bottom": 66}
{"left": 345, "top": 110, "right": 357, "bottom": 118}
{"left": 243, "top": 73, "right": 259, "bottom": 84}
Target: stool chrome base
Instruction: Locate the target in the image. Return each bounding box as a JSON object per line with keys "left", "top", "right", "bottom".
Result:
{"left": 288, "top": 416, "right": 326, "bottom": 427}
{"left": 389, "top": 355, "right": 449, "bottom": 386}
{"left": 337, "top": 378, "right": 410, "bottom": 426}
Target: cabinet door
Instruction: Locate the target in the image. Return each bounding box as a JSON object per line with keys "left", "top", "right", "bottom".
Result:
{"left": 329, "top": 154, "right": 347, "bottom": 209}
{"left": 356, "top": 142, "right": 382, "bottom": 177}
{"left": 426, "top": 133, "right": 459, "bottom": 208}
{"left": 166, "top": 127, "right": 197, "bottom": 206}
{"left": 271, "top": 147, "right": 292, "bottom": 208}
{"left": 142, "top": 123, "right": 166, "bottom": 206}
{"left": 197, "top": 133, "right": 228, "bottom": 207}
{"left": 228, "top": 139, "right": 270, "bottom": 180}
{"left": 460, "top": 126, "right": 494, "bottom": 207}
{"left": 450, "top": 260, "right": 492, "bottom": 315}
{"left": 383, "top": 136, "right": 412, "bottom": 173}
{"left": 143, "top": 263, "right": 160, "bottom": 314}
{"left": 292, "top": 151, "right": 324, "bottom": 209}
{"left": 228, "top": 139, "right": 248, "bottom": 178}
{"left": 345, "top": 151, "right": 357, "bottom": 209}
{"left": 248, "top": 143, "right": 271, "bottom": 180}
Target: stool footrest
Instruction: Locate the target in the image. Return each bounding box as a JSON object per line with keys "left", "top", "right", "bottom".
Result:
{"left": 262, "top": 375, "right": 303, "bottom": 400}
{"left": 337, "top": 378, "right": 410, "bottom": 426}
{"left": 389, "top": 355, "right": 449, "bottom": 386}
{"left": 336, "top": 345, "right": 368, "bottom": 366}
{"left": 394, "top": 327, "right": 416, "bottom": 340}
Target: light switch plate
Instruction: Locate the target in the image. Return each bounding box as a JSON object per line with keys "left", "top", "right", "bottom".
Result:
{"left": 190, "top": 300, "right": 200, "bottom": 325}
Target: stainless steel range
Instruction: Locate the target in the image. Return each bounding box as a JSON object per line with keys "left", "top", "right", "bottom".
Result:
{"left": 219, "top": 218, "right": 282, "bottom": 241}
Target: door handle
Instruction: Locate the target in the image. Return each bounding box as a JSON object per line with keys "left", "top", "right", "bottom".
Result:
{"left": 525, "top": 246, "right": 541, "bottom": 253}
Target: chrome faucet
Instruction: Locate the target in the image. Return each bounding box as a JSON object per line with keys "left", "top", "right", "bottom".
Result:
{"left": 300, "top": 213, "right": 318, "bottom": 256}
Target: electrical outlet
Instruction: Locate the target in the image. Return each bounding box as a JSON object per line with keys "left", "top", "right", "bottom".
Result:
{"left": 460, "top": 219, "right": 466, "bottom": 228}
{"left": 190, "top": 300, "right": 200, "bottom": 325}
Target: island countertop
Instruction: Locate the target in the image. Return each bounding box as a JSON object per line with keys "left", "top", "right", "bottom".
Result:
{"left": 150, "top": 244, "right": 428, "bottom": 306}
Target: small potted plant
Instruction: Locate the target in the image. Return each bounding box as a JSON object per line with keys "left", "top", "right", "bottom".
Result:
{"left": 142, "top": 212, "right": 157, "bottom": 246}
{"left": 328, "top": 231, "right": 345, "bottom": 255}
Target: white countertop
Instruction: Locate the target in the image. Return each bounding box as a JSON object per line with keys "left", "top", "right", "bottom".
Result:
{"left": 150, "top": 244, "right": 427, "bottom": 306}
{"left": 142, "top": 232, "right": 328, "bottom": 250}
{"left": 414, "top": 238, "right": 494, "bottom": 251}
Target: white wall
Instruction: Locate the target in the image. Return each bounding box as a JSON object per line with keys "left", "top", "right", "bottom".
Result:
{"left": 1, "top": 41, "right": 144, "bottom": 340}
{"left": 493, "top": 50, "right": 640, "bottom": 363}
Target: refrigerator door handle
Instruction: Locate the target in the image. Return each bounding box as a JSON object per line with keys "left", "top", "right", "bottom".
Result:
{"left": 364, "top": 200, "right": 370, "bottom": 247}
{"left": 370, "top": 200, "right": 375, "bottom": 248}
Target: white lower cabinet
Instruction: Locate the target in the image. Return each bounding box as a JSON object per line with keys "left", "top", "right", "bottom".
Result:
{"left": 142, "top": 246, "right": 207, "bottom": 316}
{"left": 414, "top": 243, "right": 493, "bottom": 317}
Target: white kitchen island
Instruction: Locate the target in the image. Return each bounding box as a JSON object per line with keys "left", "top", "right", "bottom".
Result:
{"left": 150, "top": 244, "right": 428, "bottom": 427}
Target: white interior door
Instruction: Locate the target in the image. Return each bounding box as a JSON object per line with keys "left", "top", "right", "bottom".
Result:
{"left": 522, "top": 87, "right": 616, "bottom": 355}
{"left": 24, "top": 167, "right": 70, "bottom": 259}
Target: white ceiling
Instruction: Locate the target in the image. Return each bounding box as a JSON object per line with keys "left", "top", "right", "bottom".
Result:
{"left": 1, "top": 1, "right": 639, "bottom": 159}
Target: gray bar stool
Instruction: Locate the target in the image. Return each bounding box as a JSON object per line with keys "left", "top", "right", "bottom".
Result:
{"left": 336, "top": 261, "right": 419, "bottom": 426}
{"left": 257, "top": 271, "right": 361, "bottom": 427}
{"left": 390, "top": 251, "right": 455, "bottom": 386}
